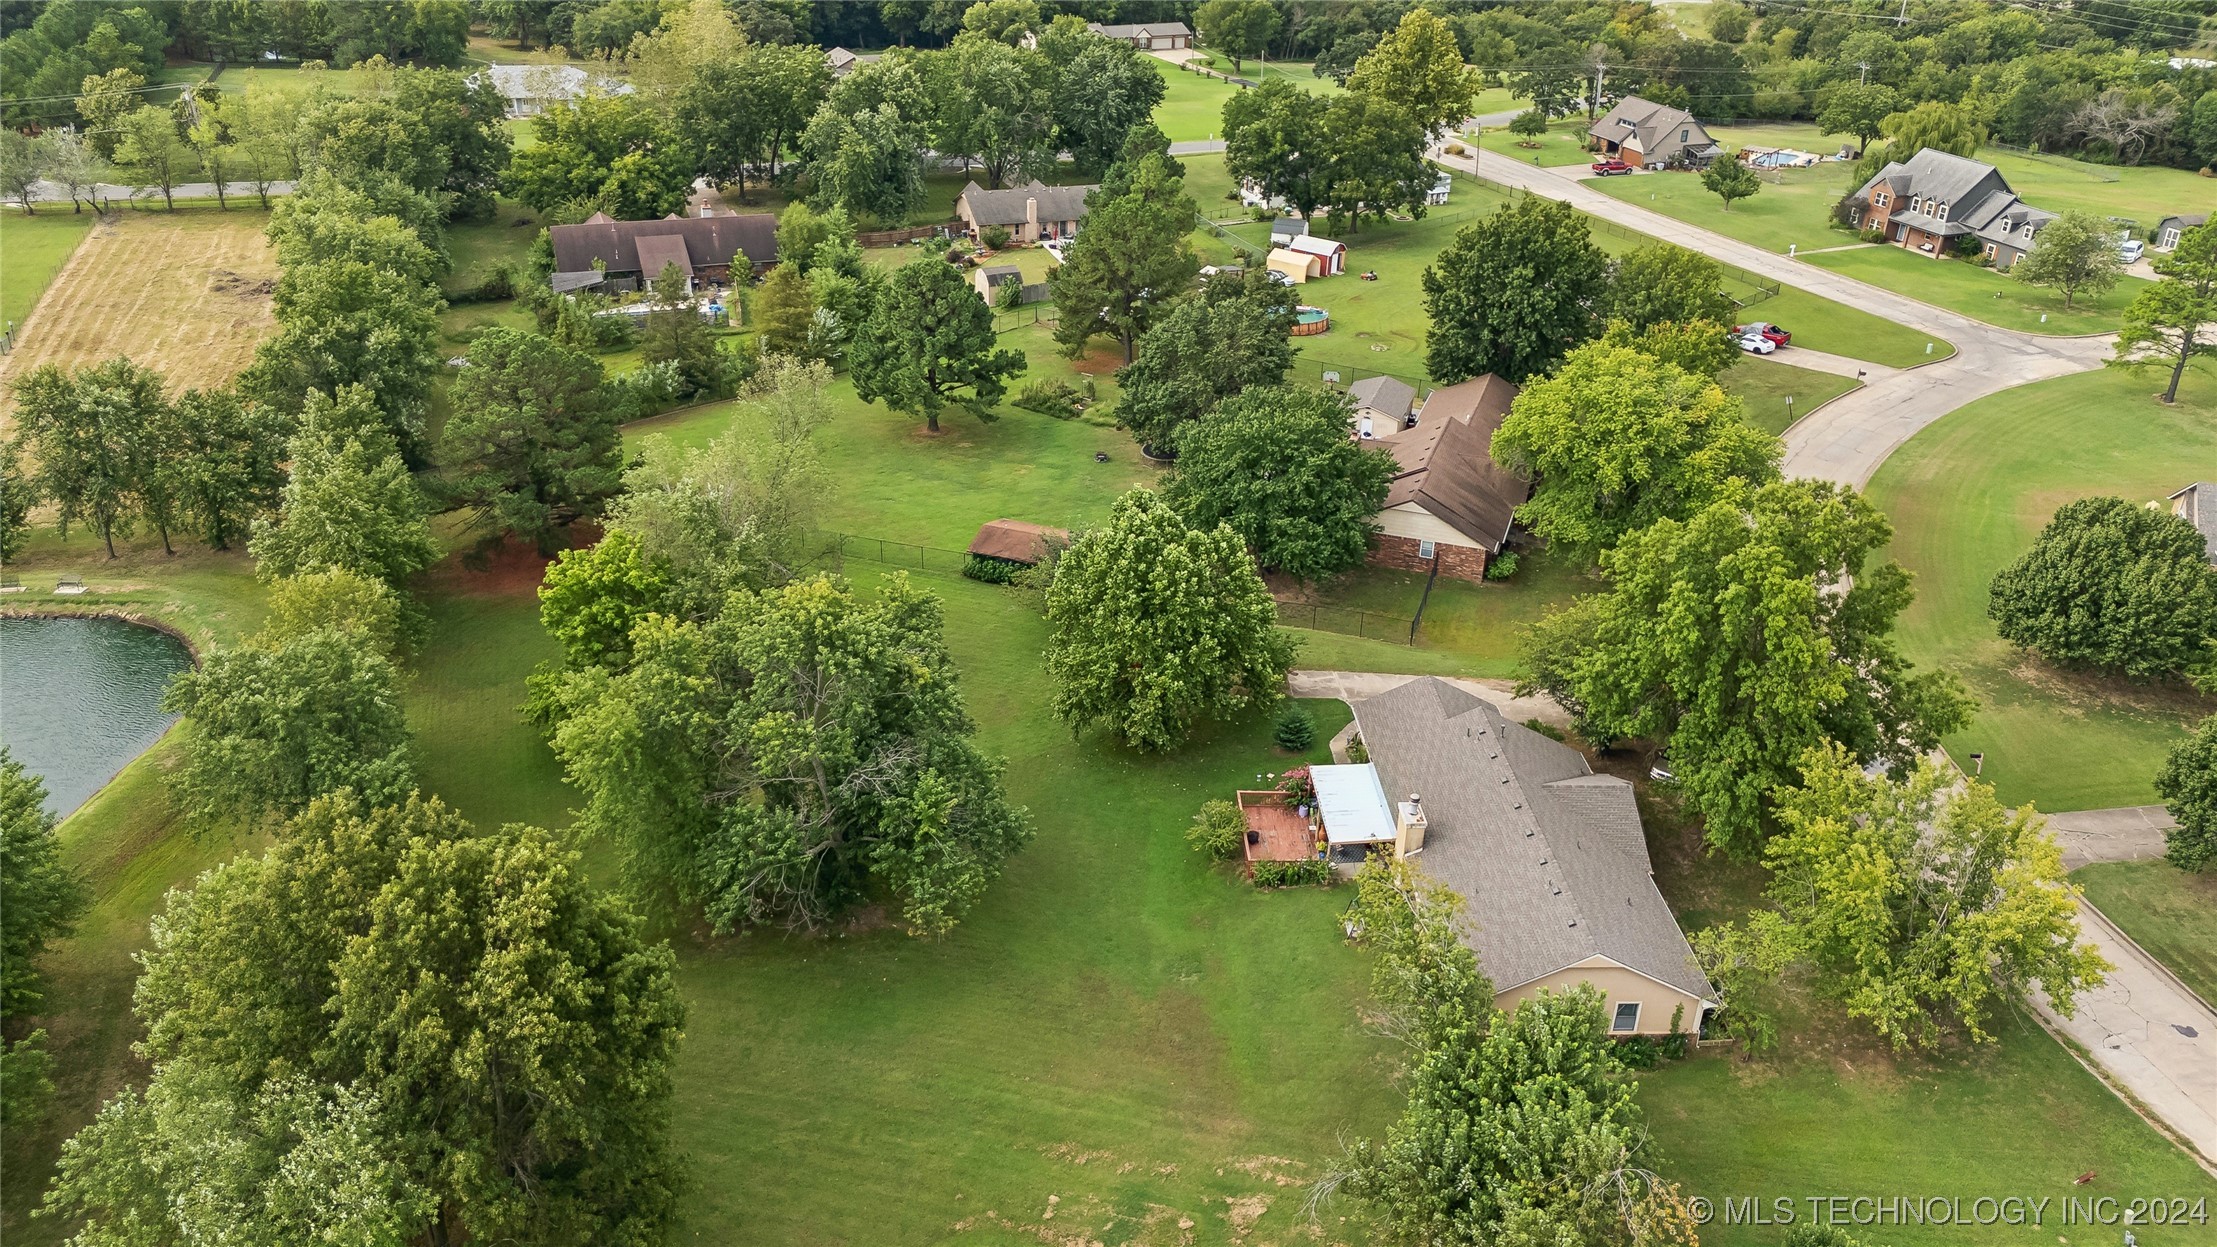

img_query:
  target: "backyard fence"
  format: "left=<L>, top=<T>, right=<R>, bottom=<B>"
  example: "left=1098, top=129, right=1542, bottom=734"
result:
left=824, top=531, right=1414, bottom=645
left=857, top=224, right=955, bottom=247
left=991, top=302, right=1060, bottom=334
left=1195, top=213, right=1268, bottom=259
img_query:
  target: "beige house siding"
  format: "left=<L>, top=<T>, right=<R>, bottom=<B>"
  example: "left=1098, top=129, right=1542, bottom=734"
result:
left=1493, top=955, right=1708, bottom=1038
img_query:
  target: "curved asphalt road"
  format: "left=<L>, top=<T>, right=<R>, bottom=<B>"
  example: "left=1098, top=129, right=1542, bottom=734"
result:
left=1423, top=146, right=2117, bottom=487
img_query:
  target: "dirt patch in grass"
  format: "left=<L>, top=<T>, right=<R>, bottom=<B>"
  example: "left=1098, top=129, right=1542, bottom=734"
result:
left=0, top=212, right=277, bottom=422
left=421, top=535, right=558, bottom=599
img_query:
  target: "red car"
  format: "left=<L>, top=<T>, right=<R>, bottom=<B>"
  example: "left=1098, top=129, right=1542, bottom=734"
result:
left=1734, top=322, right=1791, bottom=348
left=1590, top=159, right=1632, bottom=175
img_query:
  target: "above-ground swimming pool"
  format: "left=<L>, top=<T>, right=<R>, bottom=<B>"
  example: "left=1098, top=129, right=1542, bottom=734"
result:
left=1291, top=305, right=1329, bottom=335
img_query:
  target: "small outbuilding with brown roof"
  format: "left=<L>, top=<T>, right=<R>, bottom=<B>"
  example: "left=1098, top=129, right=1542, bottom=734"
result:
left=1362, top=375, right=1527, bottom=583
left=966, top=519, right=1070, bottom=568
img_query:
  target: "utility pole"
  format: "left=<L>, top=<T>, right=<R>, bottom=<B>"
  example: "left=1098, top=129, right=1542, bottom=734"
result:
left=1858, top=60, right=1871, bottom=85
left=1897, top=0, right=1910, bottom=24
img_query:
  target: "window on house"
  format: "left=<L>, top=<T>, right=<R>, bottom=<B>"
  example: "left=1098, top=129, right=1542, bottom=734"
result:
left=1873, top=191, right=1889, bottom=207
left=1418, top=539, right=1436, bottom=560
left=1936, top=202, right=1948, bottom=220
left=1680, top=129, right=1689, bottom=142
left=1985, top=243, right=1996, bottom=258
left=1611, top=1002, right=1641, bottom=1033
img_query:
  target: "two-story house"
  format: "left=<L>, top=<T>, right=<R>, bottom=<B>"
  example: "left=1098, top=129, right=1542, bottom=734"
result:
left=1846, top=148, right=2056, bottom=270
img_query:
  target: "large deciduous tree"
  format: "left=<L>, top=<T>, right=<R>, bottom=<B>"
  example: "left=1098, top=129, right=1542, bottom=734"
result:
left=1604, top=244, right=1736, bottom=331
left=1045, top=488, right=1295, bottom=752
left=928, top=35, right=1056, bottom=189
left=2011, top=210, right=2122, bottom=309
left=1315, top=92, right=1432, bottom=233
left=549, top=574, right=1032, bottom=935
left=852, top=253, right=1026, bottom=431
left=1222, top=77, right=1328, bottom=220
left=439, top=328, right=622, bottom=553
left=1492, top=341, right=1782, bottom=564
left=798, top=58, right=934, bottom=225
left=161, top=388, right=288, bottom=551
left=1113, top=269, right=1295, bottom=453
left=1344, top=8, right=1474, bottom=137
left=250, top=387, right=441, bottom=591
left=1, top=751, right=86, bottom=1132
left=2158, top=717, right=2217, bottom=871
left=506, top=93, right=694, bottom=219
left=1423, top=196, right=1608, bottom=384
left=243, top=252, right=446, bottom=463
left=1815, top=81, right=1899, bottom=153
left=1524, top=480, right=1974, bottom=855
left=1049, top=34, right=1166, bottom=176
left=1986, top=495, right=2217, bottom=682
left=1701, top=745, right=2107, bottom=1050
left=1192, top=0, right=1279, bottom=73
left=2113, top=220, right=2216, bottom=404
left=1164, top=386, right=1393, bottom=582
left=1050, top=152, right=1197, bottom=364
left=45, top=793, right=684, bottom=1247
left=9, top=357, right=168, bottom=559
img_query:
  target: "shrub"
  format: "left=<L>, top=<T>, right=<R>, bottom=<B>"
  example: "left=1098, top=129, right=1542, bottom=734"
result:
left=1011, top=377, right=1085, bottom=419
left=1987, top=495, right=2217, bottom=681
left=980, top=225, right=1011, bottom=250
left=600, top=359, right=688, bottom=423
left=1250, top=858, right=1335, bottom=887
left=1277, top=765, right=1314, bottom=806
left=1188, top=798, right=1247, bottom=860
left=960, top=553, right=1022, bottom=584
left=1614, top=1035, right=1662, bottom=1069
left=1522, top=717, right=1566, bottom=742
left=1346, top=732, right=1369, bottom=764
left=1484, top=550, right=1520, bottom=581
left=1273, top=705, right=1316, bottom=752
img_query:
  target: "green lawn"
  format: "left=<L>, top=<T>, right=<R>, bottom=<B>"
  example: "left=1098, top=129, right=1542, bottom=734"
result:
left=2075, top=860, right=2217, bottom=1009
left=1865, top=363, right=2217, bottom=811
left=1469, top=115, right=1598, bottom=167
left=1803, top=244, right=2148, bottom=335
left=1149, top=58, right=1238, bottom=143
left=1717, top=355, right=1861, bottom=435
left=0, top=210, right=94, bottom=334
left=441, top=195, right=545, bottom=297
left=1187, top=53, right=1345, bottom=95
left=1743, top=285, right=1952, bottom=368
left=1588, top=162, right=1851, bottom=255
left=1312, top=546, right=1599, bottom=678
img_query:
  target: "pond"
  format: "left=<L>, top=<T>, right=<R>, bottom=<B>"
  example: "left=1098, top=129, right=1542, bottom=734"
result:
left=0, top=616, right=194, bottom=818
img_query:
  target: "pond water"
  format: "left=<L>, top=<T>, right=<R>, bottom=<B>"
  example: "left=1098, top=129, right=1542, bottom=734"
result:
left=0, top=616, right=194, bottom=818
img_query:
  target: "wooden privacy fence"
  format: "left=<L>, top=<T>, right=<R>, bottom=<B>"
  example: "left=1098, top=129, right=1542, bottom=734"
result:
left=857, top=224, right=955, bottom=247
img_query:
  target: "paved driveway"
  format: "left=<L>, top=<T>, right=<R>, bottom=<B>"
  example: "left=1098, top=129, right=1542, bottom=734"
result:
left=1424, top=148, right=2117, bottom=487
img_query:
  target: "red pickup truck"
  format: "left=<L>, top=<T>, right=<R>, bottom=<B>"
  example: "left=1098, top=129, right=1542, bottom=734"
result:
left=1734, top=322, right=1792, bottom=348
left=1589, top=159, right=1632, bottom=176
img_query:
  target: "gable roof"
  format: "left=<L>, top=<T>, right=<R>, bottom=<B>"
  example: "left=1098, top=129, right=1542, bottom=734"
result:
left=957, top=180, right=1097, bottom=227
left=632, top=233, right=694, bottom=284
left=1087, top=20, right=1191, bottom=39
left=1269, top=218, right=1310, bottom=239
left=549, top=214, right=777, bottom=276
left=967, top=519, right=1068, bottom=564
left=1588, top=96, right=1714, bottom=161
left=1286, top=234, right=1344, bottom=257
left=1372, top=375, right=1524, bottom=551
left=1352, top=678, right=1715, bottom=1001
left=2173, top=483, right=2217, bottom=564
left=1347, top=374, right=1416, bottom=419
left=2157, top=212, right=2209, bottom=234
left=1854, top=147, right=2006, bottom=209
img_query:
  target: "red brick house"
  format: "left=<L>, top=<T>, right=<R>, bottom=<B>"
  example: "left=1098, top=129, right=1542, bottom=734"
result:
left=1364, top=375, right=1526, bottom=583
left=1846, top=148, right=2055, bottom=270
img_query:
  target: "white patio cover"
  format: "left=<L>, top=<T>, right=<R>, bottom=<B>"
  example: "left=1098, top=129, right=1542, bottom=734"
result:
left=1311, top=764, right=1396, bottom=845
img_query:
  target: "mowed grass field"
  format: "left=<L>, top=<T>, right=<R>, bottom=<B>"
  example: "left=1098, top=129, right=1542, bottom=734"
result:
left=1150, top=58, right=1239, bottom=142
left=1720, top=355, right=1860, bottom=435
left=1865, top=364, right=2217, bottom=812
left=0, top=211, right=96, bottom=334
left=0, top=210, right=276, bottom=419
left=2076, top=860, right=2217, bottom=1009
left=1585, top=153, right=2161, bottom=334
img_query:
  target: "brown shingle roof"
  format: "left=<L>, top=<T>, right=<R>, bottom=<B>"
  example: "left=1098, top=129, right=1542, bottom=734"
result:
left=548, top=214, right=777, bottom=277
left=967, top=519, right=1070, bottom=564
left=1373, top=375, right=1526, bottom=551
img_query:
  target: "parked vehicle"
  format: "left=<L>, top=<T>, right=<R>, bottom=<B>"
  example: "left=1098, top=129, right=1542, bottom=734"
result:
left=2119, top=238, right=2144, bottom=264
left=1736, top=333, right=1776, bottom=355
left=1734, top=322, right=1791, bottom=347
left=1590, top=159, right=1632, bottom=176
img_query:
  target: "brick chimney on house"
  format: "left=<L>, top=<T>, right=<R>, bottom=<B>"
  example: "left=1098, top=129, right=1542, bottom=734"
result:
left=1025, top=196, right=1038, bottom=240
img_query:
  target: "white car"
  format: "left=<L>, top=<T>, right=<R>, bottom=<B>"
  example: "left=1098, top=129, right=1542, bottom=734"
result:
left=1736, top=333, right=1776, bottom=355
left=2119, top=239, right=2144, bottom=264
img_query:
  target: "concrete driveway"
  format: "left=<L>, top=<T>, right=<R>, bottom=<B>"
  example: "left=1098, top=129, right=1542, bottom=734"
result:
left=1424, top=147, right=2117, bottom=488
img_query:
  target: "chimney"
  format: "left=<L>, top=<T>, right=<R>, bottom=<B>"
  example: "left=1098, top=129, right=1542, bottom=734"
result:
left=1026, top=196, right=1039, bottom=239
left=1358, top=415, right=1374, bottom=439
left=1395, top=794, right=1427, bottom=859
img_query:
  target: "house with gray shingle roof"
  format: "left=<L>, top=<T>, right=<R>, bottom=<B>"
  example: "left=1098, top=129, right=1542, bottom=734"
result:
left=1351, top=678, right=1717, bottom=1037
left=1587, top=96, right=1720, bottom=169
left=954, top=180, right=1097, bottom=244
left=1848, top=148, right=2055, bottom=270
left=2171, top=483, right=2217, bottom=565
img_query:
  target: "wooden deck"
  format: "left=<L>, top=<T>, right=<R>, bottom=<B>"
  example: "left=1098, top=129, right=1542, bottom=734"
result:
left=1238, top=791, right=1316, bottom=863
